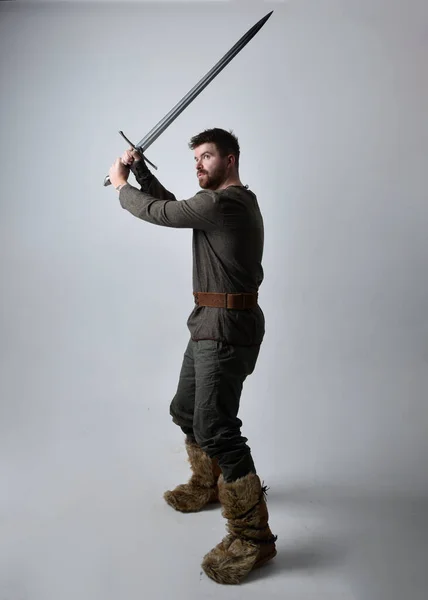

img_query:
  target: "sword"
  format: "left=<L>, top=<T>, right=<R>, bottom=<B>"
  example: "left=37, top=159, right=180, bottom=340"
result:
left=104, top=10, right=273, bottom=186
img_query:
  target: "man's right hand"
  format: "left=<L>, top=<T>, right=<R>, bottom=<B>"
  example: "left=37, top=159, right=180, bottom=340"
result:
left=121, top=147, right=142, bottom=165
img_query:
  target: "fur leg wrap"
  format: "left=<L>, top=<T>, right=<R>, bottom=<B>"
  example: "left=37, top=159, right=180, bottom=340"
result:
left=164, top=438, right=221, bottom=513
left=201, top=472, right=277, bottom=584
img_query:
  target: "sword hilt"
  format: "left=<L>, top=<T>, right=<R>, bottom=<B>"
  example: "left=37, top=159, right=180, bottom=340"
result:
left=103, top=130, right=158, bottom=187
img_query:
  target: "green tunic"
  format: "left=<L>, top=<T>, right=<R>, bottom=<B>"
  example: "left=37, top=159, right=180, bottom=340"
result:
left=118, top=159, right=266, bottom=346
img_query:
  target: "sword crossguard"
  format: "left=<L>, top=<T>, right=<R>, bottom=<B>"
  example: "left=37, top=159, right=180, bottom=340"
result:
left=118, top=130, right=158, bottom=170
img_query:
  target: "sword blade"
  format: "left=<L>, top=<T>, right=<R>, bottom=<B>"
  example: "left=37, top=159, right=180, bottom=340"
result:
left=104, top=11, right=273, bottom=186
left=136, top=11, right=273, bottom=151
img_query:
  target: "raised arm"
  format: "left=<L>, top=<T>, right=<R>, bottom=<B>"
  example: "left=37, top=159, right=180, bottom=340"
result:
left=122, top=148, right=177, bottom=201
left=117, top=183, right=224, bottom=230
left=109, top=154, right=223, bottom=230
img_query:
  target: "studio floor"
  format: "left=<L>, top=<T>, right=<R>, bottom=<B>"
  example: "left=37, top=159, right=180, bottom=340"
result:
left=2, top=432, right=427, bottom=600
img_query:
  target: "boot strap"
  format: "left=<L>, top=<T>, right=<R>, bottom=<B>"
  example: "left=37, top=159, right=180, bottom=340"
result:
left=229, top=531, right=278, bottom=545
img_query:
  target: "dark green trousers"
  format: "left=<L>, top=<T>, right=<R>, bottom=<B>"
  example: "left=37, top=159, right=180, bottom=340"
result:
left=169, top=339, right=261, bottom=482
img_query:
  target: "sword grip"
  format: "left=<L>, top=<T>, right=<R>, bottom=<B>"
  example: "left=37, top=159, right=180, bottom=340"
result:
left=103, top=153, right=158, bottom=187
left=103, top=129, right=158, bottom=187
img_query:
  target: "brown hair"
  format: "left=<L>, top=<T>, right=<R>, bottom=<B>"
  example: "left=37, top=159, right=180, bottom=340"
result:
left=188, top=128, right=240, bottom=167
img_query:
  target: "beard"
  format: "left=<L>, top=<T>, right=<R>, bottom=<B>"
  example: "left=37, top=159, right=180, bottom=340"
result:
left=197, top=164, right=227, bottom=190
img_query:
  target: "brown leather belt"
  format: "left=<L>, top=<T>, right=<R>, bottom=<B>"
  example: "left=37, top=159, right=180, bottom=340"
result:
left=193, top=292, right=258, bottom=309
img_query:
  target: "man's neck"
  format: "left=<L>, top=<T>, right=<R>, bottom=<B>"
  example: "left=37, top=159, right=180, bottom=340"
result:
left=217, top=176, right=244, bottom=190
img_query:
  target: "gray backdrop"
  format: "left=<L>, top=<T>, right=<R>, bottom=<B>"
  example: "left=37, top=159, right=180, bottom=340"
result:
left=1, top=1, right=427, bottom=599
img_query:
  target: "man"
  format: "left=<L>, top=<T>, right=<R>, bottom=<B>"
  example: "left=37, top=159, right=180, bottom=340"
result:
left=108, top=128, right=277, bottom=584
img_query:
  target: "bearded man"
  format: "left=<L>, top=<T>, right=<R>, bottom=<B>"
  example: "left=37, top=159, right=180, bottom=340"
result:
left=109, top=128, right=277, bottom=585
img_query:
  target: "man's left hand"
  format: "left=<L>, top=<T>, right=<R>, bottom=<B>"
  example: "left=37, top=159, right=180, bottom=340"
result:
left=109, top=158, right=130, bottom=189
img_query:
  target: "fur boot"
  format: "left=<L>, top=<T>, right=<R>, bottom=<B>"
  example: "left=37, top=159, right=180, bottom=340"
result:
left=164, top=438, right=222, bottom=512
left=201, top=472, right=277, bottom=584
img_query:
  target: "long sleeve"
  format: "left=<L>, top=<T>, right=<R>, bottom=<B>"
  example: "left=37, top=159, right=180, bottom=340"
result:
left=118, top=182, right=224, bottom=230
left=130, top=159, right=177, bottom=201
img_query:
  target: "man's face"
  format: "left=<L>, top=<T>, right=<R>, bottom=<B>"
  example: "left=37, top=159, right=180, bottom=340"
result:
left=194, top=143, right=230, bottom=190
